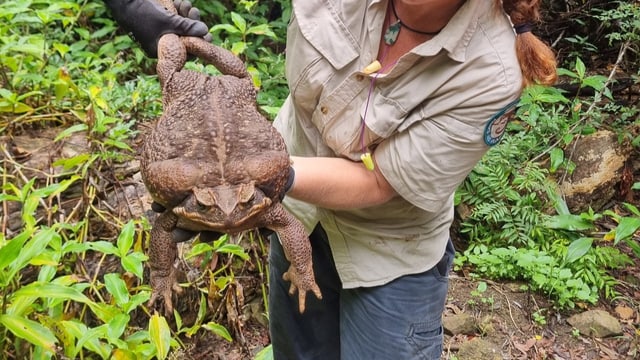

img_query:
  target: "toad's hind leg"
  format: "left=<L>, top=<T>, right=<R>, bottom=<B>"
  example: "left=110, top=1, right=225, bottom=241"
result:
left=181, top=37, right=248, bottom=79
left=147, top=211, right=183, bottom=316
left=157, top=34, right=188, bottom=86
left=263, top=203, right=322, bottom=313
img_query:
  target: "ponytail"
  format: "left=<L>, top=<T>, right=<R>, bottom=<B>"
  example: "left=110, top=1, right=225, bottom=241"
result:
left=499, top=0, right=557, bottom=87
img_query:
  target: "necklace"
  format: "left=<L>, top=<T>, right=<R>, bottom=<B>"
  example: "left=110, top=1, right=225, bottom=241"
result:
left=384, top=0, right=443, bottom=45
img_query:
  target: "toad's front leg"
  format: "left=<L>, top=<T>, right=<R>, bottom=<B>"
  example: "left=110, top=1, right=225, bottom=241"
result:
left=147, top=210, right=183, bottom=316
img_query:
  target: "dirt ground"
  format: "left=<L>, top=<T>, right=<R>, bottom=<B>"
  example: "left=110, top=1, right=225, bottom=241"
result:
left=3, top=128, right=639, bottom=360
left=443, top=274, right=639, bottom=359
left=173, top=253, right=640, bottom=360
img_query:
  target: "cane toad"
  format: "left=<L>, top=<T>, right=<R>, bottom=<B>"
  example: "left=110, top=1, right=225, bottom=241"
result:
left=141, top=15, right=321, bottom=315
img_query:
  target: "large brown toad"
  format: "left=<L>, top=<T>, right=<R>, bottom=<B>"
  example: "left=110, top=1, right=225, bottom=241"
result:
left=141, top=4, right=320, bottom=315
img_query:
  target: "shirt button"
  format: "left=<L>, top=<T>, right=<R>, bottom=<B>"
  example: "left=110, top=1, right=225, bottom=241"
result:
left=355, top=74, right=364, bottom=81
left=321, top=106, right=329, bottom=114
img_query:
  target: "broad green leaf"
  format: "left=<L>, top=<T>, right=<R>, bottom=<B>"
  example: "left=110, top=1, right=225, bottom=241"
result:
left=549, top=148, right=564, bottom=173
left=11, top=282, right=91, bottom=304
left=575, top=58, right=586, bottom=78
left=104, top=138, right=133, bottom=150
left=186, top=242, right=214, bottom=259
left=247, top=24, right=276, bottom=38
left=61, top=240, right=91, bottom=254
left=231, top=41, right=248, bottom=55
left=566, top=237, right=593, bottom=263
left=254, top=344, right=274, bottom=360
left=544, top=214, right=594, bottom=231
left=121, top=252, right=146, bottom=279
left=107, top=313, right=130, bottom=342
left=22, top=193, right=39, bottom=215
left=230, top=12, right=247, bottom=33
left=85, top=302, right=122, bottom=324
left=0, top=314, right=57, bottom=351
left=8, top=41, right=45, bottom=59
left=53, top=123, right=87, bottom=142
left=557, top=268, right=573, bottom=279
left=562, top=133, right=574, bottom=145
left=0, top=230, right=29, bottom=272
left=8, top=227, right=59, bottom=280
left=184, top=294, right=208, bottom=337
left=122, top=292, right=150, bottom=314
left=117, top=220, right=136, bottom=255
left=52, top=42, right=70, bottom=57
left=112, top=349, right=137, bottom=360
left=557, top=67, right=579, bottom=79
left=104, top=273, right=130, bottom=306
left=87, top=240, right=119, bottom=255
left=6, top=294, right=37, bottom=317
left=210, top=23, right=241, bottom=34
left=624, top=203, right=640, bottom=216
left=0, top=102, right=33, bottom=113
left=613, top=217, right=640, bottom=244
left=32, top=175, right=80, bottom=198
left=149, top=314, right=172, bottom=359
left=216, top=244, right=249, bottom=260
left=582, top=76, right=606, bottom=91
left=75, top=324, right=113, bottom=359
left=203, top=322, right=232, bottom=342
left=52, top=153, right=93, bottom=170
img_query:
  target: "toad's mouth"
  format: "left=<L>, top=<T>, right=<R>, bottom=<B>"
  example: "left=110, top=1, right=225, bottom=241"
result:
left=172, top=197, right=272, bottom=231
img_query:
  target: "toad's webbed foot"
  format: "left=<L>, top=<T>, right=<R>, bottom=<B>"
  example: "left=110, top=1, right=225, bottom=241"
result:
left=283, top=263, right=322, bottom=313
left=148, top=267, right=183, bottom=316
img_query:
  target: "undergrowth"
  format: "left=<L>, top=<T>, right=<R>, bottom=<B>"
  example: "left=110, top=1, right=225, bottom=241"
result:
left=0, top=0, right=638, bottom=358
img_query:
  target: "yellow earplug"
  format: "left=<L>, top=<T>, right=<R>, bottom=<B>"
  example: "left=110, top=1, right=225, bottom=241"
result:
left=360, top=152, right=375, bottom=171
left=363, top=60, right=382, bottom=75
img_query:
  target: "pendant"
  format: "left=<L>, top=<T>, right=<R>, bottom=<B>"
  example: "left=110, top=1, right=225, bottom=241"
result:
left=384, top=20, right=401, bottom=45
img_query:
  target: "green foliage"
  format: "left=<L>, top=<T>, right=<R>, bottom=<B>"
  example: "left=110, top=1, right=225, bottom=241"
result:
left=1, top=0, right=637, bottom=357
left=0, top=0, right=281, bottom=357
left=545, top=0, right=640, bottom=71
left=593, top=1, right=640, bottom=45
left=194, top=0, right=289, bottom=117
left=0, top=185, right=160, bottom=358
left=456, top=57, right=636, bottom=309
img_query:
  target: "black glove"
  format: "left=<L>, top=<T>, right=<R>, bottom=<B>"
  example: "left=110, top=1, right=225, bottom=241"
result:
left=103, top=0, right=211, bottom=57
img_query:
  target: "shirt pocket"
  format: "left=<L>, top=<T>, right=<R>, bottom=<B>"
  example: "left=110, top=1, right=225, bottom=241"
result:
left=286, top=2, right=359, bottom=114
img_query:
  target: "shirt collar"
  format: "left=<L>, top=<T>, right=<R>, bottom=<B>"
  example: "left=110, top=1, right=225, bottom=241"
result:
left=412, top=0, right=482, bottom=62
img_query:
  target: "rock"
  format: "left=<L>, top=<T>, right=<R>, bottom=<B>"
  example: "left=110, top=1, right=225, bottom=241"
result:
left=557, top=130, right=632, bottom=213
left=566, top=309, right=623, bottom=338
left=614, top=305, right=635, bottom=320
left=443, top=313, right=476, bottom=335
left=457, top=338, right=502, bottom=360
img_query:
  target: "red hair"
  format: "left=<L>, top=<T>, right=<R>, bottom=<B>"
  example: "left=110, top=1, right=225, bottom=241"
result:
left=498, top=0, right=557, bottom=87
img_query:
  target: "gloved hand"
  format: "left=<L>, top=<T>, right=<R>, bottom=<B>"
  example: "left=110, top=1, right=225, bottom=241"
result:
left=103, top=0, right=212, bottom=57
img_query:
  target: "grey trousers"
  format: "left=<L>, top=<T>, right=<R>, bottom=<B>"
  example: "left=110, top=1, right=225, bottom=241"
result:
left=268, top=225, right=454, bottom=360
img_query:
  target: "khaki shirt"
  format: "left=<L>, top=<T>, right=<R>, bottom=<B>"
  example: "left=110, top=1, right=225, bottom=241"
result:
left=274, top=0, right=523, bottom=288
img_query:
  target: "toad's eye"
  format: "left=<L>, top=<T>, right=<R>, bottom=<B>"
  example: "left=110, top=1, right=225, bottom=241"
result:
left=196, top=200, right=208, bottom=211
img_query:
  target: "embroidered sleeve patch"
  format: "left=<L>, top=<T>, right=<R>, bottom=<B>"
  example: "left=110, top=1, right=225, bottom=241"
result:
left=483, top=99, right=520, bottom=146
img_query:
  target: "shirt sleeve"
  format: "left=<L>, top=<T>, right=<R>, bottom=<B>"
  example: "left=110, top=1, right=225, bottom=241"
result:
left=375, top=107, right=501, bottom=213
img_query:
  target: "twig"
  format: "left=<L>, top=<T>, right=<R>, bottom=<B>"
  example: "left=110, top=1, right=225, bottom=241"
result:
left=551, top=29, right=566, bottom=48
left=530, top=39, right=632, bottom=164
left=490, top=283, right=527, bottom=336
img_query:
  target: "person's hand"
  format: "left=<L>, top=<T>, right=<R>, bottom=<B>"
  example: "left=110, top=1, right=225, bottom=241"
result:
left=104, top=0, right=212, bottom=57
